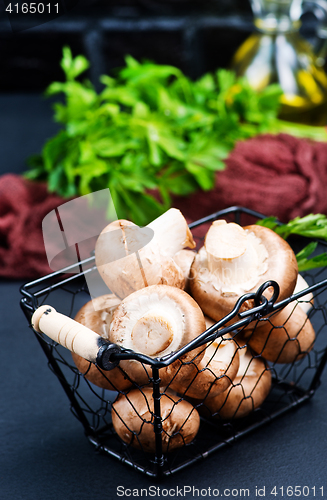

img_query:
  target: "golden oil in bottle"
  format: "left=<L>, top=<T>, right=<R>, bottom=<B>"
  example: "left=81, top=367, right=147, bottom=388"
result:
left=231, top=0, right=327, bottom=126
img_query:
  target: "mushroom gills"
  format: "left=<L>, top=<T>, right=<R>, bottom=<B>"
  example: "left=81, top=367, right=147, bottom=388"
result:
left=204, top=220, right=269, bottom=294
left=108, top=285, right=206, bottom=387
left=190, top=221, right=298, bottom=323
left=110, top=292, right=186, bottom=357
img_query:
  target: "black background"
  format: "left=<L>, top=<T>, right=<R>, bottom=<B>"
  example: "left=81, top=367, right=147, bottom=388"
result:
left=0, top=0, right=319, bottom=92
left=1, top=2, right=327, bottom=497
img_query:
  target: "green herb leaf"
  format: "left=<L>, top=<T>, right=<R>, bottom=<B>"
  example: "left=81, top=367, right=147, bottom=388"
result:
left=61, top=46, right=90, bottom=81
left=259, top=213, right=327, bottom=241
left=258, top=214, right=327, bottom=271
left=256, top=216, right=280, bottom=232
left=25, top=47, right=327, bottom=225
left=296, top=242, right=327, bottom=271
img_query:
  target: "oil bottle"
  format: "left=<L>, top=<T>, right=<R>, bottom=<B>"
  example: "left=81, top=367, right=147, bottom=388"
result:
left=231, top=0, right=327, bottom=125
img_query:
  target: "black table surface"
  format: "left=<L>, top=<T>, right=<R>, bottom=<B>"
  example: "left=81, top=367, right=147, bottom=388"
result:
left=1, top=93, right=327, bottom=500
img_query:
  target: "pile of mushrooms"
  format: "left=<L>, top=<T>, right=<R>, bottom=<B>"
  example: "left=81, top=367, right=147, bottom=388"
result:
left=70, top=209, right=317, bottom=453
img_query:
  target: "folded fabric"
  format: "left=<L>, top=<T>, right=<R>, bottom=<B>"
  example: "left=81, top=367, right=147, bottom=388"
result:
left=2, top=133, right=327, bottom=279
left=173, top=133, right=327, bottom=224
left=0, top=174, right=64, bottom=279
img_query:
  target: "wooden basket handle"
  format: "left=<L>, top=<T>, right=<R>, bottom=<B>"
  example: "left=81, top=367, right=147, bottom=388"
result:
left=31, top=305, right=120, bottom=370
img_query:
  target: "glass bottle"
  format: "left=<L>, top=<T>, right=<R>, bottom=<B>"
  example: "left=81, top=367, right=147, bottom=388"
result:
left=231, top=0, right=327, bottom=125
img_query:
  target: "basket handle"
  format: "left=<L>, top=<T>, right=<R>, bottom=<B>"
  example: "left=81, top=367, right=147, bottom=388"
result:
left=31, top=305, right=120, bottom=370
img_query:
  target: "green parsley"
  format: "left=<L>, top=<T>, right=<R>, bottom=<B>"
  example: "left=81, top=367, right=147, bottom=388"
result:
left=258, top=214, right=327, bottom=271
left=25, top=47, right=327, bottom=226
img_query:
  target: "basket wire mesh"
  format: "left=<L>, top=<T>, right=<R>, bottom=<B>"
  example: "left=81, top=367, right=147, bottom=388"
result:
left=20, top=206, right=327, bottom=478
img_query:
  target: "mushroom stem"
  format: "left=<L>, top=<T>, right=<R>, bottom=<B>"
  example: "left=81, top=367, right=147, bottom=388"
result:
left=204, top=220, right=268, bottom=290
left=148, top=208, right=196, bottom=257
left=294, top=274, right=314, bottom=314
left=173, top=249, right=196, bottom=291
left=191, top=222, right=298, bottom=324
left=95, top=209, right=195, bottom=299
left=109, top=285, right=206, bottom=386
left=131, top=313, right=174, bottom=356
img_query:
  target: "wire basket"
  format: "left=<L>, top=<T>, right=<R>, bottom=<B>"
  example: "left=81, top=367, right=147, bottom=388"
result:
left=20, top=206, right=327, bottom=478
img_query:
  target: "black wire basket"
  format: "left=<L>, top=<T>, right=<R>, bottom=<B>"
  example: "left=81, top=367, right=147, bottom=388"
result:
left=20, top=206, right=327, bottom=478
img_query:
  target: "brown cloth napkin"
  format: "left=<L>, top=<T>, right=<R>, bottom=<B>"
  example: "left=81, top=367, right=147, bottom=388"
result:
left=173, top=133, right=327, bottom=223
left=2, top=133, right=327, bottom=279
left=0, top=174, right=64, bottom=279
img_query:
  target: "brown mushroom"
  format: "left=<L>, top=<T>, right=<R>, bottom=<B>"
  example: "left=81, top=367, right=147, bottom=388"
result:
left=168, top=334, right=239, bottom=399
left=190, top=220, right=298, bottom=323
left=173, top=249, right=196, bottom=292
left=204, top=316, right=216, bottom=330
left=71, top=294, right=133, bottom=391
left=293, top=274, right=314, bottom=315
left=111, top=387, right=200, bottom=453
left=247, top=301, right=316, bottom=364
left=197, top=348, right=272, bottom=420
left=95, top=209, right=195, bottom=299
left=108, top=284, right=206, bottom=387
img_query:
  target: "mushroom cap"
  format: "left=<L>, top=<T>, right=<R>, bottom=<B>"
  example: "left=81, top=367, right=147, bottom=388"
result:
left=95, top=209, right=194, bottom=299
left=247, top=302, right=316, bottom=364
left=111, top=387, right=200, bottom=453
left=95, top=219, right=183, bottom=299
left=197, top=349, right=272, bottom=420
left=168, top=334, right=240, bottom=399
left=190, top=223, right=298, bottom=323
left=71, top=294, right=133, bottom=392
left=74, top=293, right=121, bottom=339
left=109, top=285, right=206, bottom=386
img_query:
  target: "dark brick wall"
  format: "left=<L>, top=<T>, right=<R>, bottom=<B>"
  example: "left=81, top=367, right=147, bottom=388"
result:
left=0, top=0, right=317, bottom=91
